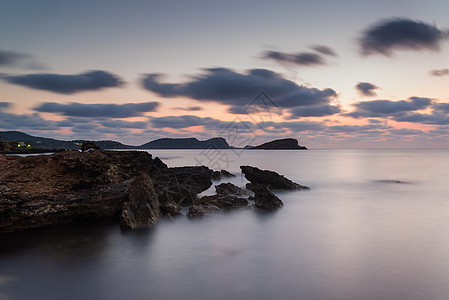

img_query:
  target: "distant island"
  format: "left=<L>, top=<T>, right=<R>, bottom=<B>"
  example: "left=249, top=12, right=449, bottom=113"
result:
left=0, top=131, right=307, bottom=153
left=249, top=138, right=307, bottom=150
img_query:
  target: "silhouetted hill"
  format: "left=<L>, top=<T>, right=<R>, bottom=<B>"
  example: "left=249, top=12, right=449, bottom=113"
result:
left=250, top=138, right=307, bottom=150
left=0, top=131, right=234, bottom=151
left=138, top=137, right=230, bottom=149
left=0, top=131, right=77, bottom=149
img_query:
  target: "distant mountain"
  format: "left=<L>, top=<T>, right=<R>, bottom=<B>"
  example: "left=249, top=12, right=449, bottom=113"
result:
left=0, top=131, right=233, bottom=151
left=138, top=137, right=230, bottom=149
left=0, top=131, right=78, bottom=150
left=249, top=138, right=307, bottom=150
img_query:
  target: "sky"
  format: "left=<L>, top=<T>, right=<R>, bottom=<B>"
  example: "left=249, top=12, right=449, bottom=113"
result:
left=1, top=0, right=449, bottom=149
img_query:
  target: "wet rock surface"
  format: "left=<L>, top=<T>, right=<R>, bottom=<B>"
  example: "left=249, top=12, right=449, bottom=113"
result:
left=240, top=165, right=309, bottom=190
left=0, top=150, right=214, bottom=233
left=247, top=183, right=284, bottom=210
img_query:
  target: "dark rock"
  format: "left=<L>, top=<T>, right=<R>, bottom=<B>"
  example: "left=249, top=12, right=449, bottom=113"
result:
left=247, top=183, right=283, bottom=210
left=240, top=165, right=309, bottom=190
left=153, top=166, right=213, bottom=206
left=0, top=150, right=213, bottom=233
left=187, top=194, right=248, bottom=218
left=153, top=157, right=168, bottom=169
left=249, top=138, right=307, bottom=150
left=81, top=141, right=102, bottom=152
left=211, top=169, right=236, bottom=180
left=215, top=182, right=249, bottom=196
left=120, top=174, right=161, bottom=229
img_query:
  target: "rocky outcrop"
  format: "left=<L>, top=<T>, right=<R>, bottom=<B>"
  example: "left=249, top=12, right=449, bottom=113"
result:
left=246, top=183, right=283, bottom=210
left=249, top=138, right=307, bottom=150
left=0, top=150, right=214, bottom=233
left=187, top=183, right=249, bottom=218
left=240, top=165, right=309, bottom=190
left=211, top=169, right=236, bottom=180
left=120, top=174, right=161, bottom=229
left=81, top=141, right=102, bottom=152
left=215, top=183, right=249, bottom=196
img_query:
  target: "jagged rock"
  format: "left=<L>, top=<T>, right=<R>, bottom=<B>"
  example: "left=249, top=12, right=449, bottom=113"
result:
left=0, top=150, right=213, bottom=233
left=153, top=166, right=213, bottom=206
left=81, top=141, right=102, bottom=152
left=240, top=165, right=309, bottom=190
left=120, top=174, right=161, bottom=229
left=215, top=182, right=249, bottom=196
left=153, top=157, right=168, bottom=169
left=187, top=194, right=248, bottom=218
left=247, top=183, right=283, bottom=210
left=211, top=169, right=236, bottom=180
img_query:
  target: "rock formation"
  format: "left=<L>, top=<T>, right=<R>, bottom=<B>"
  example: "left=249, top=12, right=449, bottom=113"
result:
left=249, top=138, right=307, bottom=150
left=240, top=165, right=309, bottom=190
left=0, top=150, right=214, bottom=233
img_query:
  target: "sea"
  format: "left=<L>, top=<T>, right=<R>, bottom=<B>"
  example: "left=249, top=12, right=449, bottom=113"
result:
left=1, top=149, right=449, bottom=300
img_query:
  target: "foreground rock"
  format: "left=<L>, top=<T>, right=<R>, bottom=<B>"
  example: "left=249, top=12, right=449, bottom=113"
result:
left=240, top=165, right=309, bottom=190
left=0, top=150, right=214, bottom=233
left=247, top=183, right=283, bottom=210
left=120, top=174, right=161, bottom=229
left=187, top=183, right=249, bottom=218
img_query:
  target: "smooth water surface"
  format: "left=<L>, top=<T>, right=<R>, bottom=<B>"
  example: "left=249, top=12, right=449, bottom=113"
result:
left=1, top=149, right=449, bottom=300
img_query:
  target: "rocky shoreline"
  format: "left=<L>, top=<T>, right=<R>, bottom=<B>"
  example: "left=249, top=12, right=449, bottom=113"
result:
left=0, top=149, right=309, bottom=233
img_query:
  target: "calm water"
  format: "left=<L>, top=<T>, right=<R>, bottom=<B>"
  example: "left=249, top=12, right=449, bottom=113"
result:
left=1, top=149, right=449, bottom=300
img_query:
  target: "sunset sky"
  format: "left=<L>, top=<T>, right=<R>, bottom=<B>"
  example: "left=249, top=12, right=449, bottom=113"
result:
left=1, top=0, right=449, bottom=148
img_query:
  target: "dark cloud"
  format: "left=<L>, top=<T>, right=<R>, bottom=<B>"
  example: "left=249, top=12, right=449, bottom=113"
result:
left=355, top=82, right=379, bottom=97
left=0, top=102, right=11, bottom=109
left=0, top=111, right=59, bottom=130
left=100, top=120, right=148, bottom=129
left=142, top=68, right=337, bottom=115
left=346, top=97, right=432, bottom=118
left=430, top=69, right=449, bottom=76
left=34, top=102, right=159, bottom=118
left=2, top=70, right=124, bottom=94
left=0, top=50, right=29, bottom=67
left=359, top=18, right=449, bottom=56
left=288, top=104, right=341, bottom=118
left=173, top=106, right=203, bottom=111
left=311, top=45, right=338, bottom=56
left=150, top=115, right=219, bottom=129
left=327, top=123, right=389, bottom=133
left=267, top=121, right=325, bottom=131
left=263, top=50, right=326, bottom=66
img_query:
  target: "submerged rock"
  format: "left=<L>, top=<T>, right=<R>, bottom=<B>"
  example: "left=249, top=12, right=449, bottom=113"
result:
left=215, top=182, right=249, bottom=196
left=187, top=194, right=248, bottom=218
left=240, top=165, right=309, bottom=190
left=211, top=169, right=236, bottom=180
left=247, top=183, right=283, bottom=210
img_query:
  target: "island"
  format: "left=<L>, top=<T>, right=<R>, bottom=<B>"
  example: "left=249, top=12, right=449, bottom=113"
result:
left=249, top=138, right=307, bottom=150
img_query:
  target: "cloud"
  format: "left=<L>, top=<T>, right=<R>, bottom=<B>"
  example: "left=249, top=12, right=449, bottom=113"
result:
left=0, top=111, right=59, bottom=130
left=1, top=70, right=124, bottom=94
left=150, top=115, right=219, bottom=129
left=34, top=101, right=159, bottom=118
left=263, top=50, right=326, bottom=66
left=0, top=50, right=27, bottom=66
left=173, top=106, right=203, bottom=111
left=0, top=102, right=11, bottom=110
left=311, top=45, right=338, bottom=56
left=100, top=120, right=148, bottom=129
left=346, top=97, right=433, bottom=118
left=288, top=104, right=341, bottom=118
left=430, top=69, right=449, bottom=76
left=142, top=68, right=338, bottom=116
left=359, top=18, right=449, bottom=56
left=327, top=123, right=389, bottom=133
left=355, top=82, right=379, bottom=97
